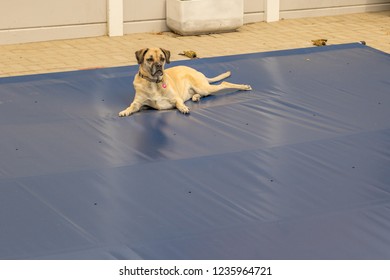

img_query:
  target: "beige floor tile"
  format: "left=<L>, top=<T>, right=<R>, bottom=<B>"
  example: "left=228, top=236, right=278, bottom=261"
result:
left=0, top=11, right=389, bottom=77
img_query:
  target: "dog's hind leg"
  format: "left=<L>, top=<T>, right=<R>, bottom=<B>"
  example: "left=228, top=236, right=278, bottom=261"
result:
left=192, top=81, right=251, bottom=102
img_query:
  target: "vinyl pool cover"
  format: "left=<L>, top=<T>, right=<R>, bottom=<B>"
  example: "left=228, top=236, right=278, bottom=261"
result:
left=1, top=43, right=390, bottom=259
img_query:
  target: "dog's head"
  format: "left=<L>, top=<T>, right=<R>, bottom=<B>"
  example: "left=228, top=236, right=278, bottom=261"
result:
left=135, top=48, right=171, bottom=78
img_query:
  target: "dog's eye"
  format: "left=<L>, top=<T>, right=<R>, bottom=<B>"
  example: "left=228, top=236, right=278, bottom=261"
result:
left=146, top=57, right=154, bottom=63
left=160, top=57, right=165, bottom=62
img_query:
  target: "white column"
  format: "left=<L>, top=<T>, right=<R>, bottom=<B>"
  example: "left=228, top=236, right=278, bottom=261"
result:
left=107, top=0, right=123, bottom=36
left=265, top=0, right=280, bottom=22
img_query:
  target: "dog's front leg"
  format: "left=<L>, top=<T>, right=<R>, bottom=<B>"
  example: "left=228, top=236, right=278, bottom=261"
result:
left=175, top=99, right=190, bottom=114
left=119, top=101, right=142, bottom=117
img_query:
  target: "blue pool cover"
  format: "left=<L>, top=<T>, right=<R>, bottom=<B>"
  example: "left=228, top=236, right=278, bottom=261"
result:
left=1, top=43, right=390, bottom=259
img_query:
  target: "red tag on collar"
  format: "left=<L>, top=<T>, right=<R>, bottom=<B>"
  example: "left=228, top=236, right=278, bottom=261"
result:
left=162, top=83, right=167, bottom=89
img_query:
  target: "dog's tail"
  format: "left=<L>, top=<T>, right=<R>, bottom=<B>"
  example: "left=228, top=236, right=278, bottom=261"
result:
left=207, top=71, right=231, bottom=83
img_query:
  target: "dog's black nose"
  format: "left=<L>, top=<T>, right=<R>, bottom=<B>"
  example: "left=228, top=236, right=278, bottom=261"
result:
left=156, top=63, right=162, bottom=70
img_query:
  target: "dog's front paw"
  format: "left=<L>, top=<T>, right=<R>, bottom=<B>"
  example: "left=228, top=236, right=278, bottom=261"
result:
left=119, top=109, right=131, bottom=117
left=177, top=105, right=190, bottom=114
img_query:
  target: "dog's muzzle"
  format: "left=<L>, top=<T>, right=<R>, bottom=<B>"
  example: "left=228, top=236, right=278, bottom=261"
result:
left=152, top=64, right=163, bottom=77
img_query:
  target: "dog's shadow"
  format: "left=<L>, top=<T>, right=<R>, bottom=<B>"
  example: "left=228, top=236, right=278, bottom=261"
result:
left=132, top=110, right=172, bottom=161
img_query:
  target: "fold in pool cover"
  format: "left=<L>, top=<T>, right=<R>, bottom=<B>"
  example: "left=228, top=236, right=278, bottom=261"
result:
left=1, top=43, right=390, bottom=260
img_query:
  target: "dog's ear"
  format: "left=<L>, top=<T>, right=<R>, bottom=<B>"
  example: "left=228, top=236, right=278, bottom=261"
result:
left=135, top=48, right=149, bottom=64
left=160, top=48, right=171, bottom=64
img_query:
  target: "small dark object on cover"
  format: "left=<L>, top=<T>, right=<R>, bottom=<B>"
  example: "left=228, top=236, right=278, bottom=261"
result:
left=1, top=43, right=390, bottom=260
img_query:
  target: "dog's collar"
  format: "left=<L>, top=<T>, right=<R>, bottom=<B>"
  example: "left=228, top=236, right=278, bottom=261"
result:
left=138, top=72, right=163, bottom=84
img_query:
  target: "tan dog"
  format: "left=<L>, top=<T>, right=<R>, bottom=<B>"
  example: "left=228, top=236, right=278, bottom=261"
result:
left=118, top=48, right=252, bottom=117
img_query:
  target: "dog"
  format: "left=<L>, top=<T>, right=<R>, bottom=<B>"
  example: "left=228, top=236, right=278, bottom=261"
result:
left=118, top=47, right=252, bottom=117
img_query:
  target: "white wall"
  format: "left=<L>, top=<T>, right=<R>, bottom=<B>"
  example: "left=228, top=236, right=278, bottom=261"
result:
left=0, top=0, right=389, bottom=45
left=244, top=0, right=265, bottom=23
left=0, top=0, right=106, bottom=44
left=280, top=0, right=390, bottom=19
left=123, top=0, right=167, bottom=33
